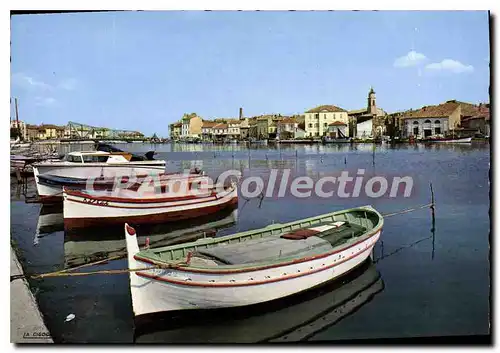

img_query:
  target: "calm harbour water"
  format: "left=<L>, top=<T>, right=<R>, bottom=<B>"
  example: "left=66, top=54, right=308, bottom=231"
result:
left=10, top=142, right=490, bottom=343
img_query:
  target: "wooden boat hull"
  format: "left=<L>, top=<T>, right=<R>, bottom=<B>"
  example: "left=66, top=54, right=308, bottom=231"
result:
left=134, top=260, right=383, bottom=343
left=34, top=172, right=205, bottom=202
left=63, top=186, right=238, bottom=230
left=33, top=164, right=166, bottom=198
left=125, top=207, right=382, bottom=317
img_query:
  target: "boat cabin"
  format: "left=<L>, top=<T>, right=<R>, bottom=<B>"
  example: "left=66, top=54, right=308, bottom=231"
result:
left=64, top=151, right=133, bottom=164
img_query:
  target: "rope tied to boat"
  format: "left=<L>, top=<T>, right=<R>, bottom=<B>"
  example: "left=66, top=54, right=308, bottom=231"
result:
left=10, top=260, right=187, bottom=281
left=12, top=198, right=436, bottom=281
left=381, top=202, right=434, bottom=218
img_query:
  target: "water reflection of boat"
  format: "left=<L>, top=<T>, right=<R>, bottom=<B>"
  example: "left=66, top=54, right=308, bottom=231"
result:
left=63, top=207, right=238, bottom=268
left=36, top=204, right=64, bottom=234
left=134, top=259, right=383, bottom=343
left=34, top=204, right=64, bottom=245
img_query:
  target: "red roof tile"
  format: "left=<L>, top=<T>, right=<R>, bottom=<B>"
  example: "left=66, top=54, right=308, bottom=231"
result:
left=306, top=105, right=347, bottom=113
left=202, top=121, right=217, bottom=128
left=277, top=118, right=297, bottom=124
left=328, top=121, right=347, bottom=126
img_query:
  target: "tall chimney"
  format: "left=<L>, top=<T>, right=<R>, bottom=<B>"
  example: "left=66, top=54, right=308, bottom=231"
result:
left=239, top=107, right=243, bottom=120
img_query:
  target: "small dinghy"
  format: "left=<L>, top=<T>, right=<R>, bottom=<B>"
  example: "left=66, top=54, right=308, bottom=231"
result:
left=124, top=205, right=383, bottom=317
left=63, top=182, right=238, bottom=230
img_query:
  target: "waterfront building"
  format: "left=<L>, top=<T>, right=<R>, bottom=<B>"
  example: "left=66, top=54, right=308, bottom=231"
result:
left=461, top=103, right=490, bottom=136
left=26, top=124, right=39, bottom=141
left=181, top=113, right=203, bottom=138
left=10, top=120, right=27, bottom=140
left=304, top=105, right=349, bottom=138
left=276, top=117, right=306, bottom=139
left=348, top=88, right=387, bottom=139
left=399, top=100, right=482, bottom=138
left=239, top=118, right=250, bottom=140
left=226, top=119, right=241, bottom=139
left=248, top=118, right=258, bottom=139
left=213, top=123, right=228, bottom=140
left=37, top=124, right=65, bottom=140
left=169, top=122, right=182, bottom=139
left=201, top=121, right=217, bottom=140
left=327, top=121, right=348, bottom=138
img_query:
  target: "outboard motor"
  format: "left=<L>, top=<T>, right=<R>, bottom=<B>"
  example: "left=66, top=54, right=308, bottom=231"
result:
left=190, top=167, right=204, bottom=175
left=144, top=151, right=156, bottom=160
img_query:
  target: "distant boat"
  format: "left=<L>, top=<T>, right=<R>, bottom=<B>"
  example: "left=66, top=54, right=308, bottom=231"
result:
left=277, top=139, right=320, bottom=144
left=323, top=138, right=352, bottom=144
left=124, top=205, right=383, bottom=317
left=420, top=136, right=472, bottom=143
left=430, top=137, right=472, bottom=143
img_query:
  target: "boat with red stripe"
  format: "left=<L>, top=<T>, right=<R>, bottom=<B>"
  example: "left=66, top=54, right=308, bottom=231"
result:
left=63, top=181, right=238, bottom=230
left=124, top=205, right=383, bottom=317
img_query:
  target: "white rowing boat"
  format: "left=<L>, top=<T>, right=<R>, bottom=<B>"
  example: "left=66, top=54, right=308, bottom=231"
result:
left=63, top=182, right=238, bottom=229
left=124, top=205, right=383, bottom=317
left=134, top=260, right=383, bottom=343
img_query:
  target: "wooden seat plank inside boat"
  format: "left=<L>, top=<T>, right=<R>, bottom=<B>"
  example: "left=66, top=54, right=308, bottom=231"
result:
left=192, top=221, right=367, bottom=266
left=137, top=207, right=380, bottom=267
left=316, top=222, right=367, bottom=246
left=195, top=236, right=332, bottom=265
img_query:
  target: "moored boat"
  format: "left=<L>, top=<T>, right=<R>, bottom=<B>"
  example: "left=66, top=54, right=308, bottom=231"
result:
left=33, top=150, right=167, bottom=200
left=421, top=137, right=472, bottom=143
left=134, top=260, right=383, bottom=343
left=63, top=182, right=238, bottom=229
left=124, top=205, right=383, bottom=317
left=35, top=169, right=205, bottom=203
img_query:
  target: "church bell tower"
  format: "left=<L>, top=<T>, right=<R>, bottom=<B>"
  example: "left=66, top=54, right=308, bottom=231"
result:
left=368, top=87, right=377, bottom=115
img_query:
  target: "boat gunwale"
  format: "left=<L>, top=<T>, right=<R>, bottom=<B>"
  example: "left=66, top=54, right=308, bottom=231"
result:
left=134, top=237, right=379, bottom=287
left=32, top=161, right=166, bottom=168
left=64, top=184, right=236, bottom=205
left=38, top=171, right=204, bottom=185
left=133, top=206, right=383, bottom=273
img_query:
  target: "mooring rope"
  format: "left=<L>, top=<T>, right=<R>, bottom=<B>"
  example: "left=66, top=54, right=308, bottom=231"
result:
left=382, top=202, right=434, bottom=218
left=11, top=202, right=435, bottom=281
left=10, top=260, right=189, bottom=282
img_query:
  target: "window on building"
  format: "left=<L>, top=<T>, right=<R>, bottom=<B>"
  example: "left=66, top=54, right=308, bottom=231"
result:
left=434, top=120, right=441, bottom=124
left=324, top=123, right=328, bottom=127
left=309, top=123, right=312, bottom=128
left=315, top=114, right=319, bottom=119
left=435, top=127, right=442, bottom=135
left=324, top=114, right=327, bottom=119
left=424, top=119, right=431, bottom=124
left=413, top=121, right=419, bottom=125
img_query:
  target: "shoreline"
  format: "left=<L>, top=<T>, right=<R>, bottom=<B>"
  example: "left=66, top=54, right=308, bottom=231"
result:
left=10, top=246, right=53, bottom=343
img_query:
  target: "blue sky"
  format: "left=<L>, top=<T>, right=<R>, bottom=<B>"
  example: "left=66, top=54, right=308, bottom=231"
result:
left=11, top=11, right=490, bottom=136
